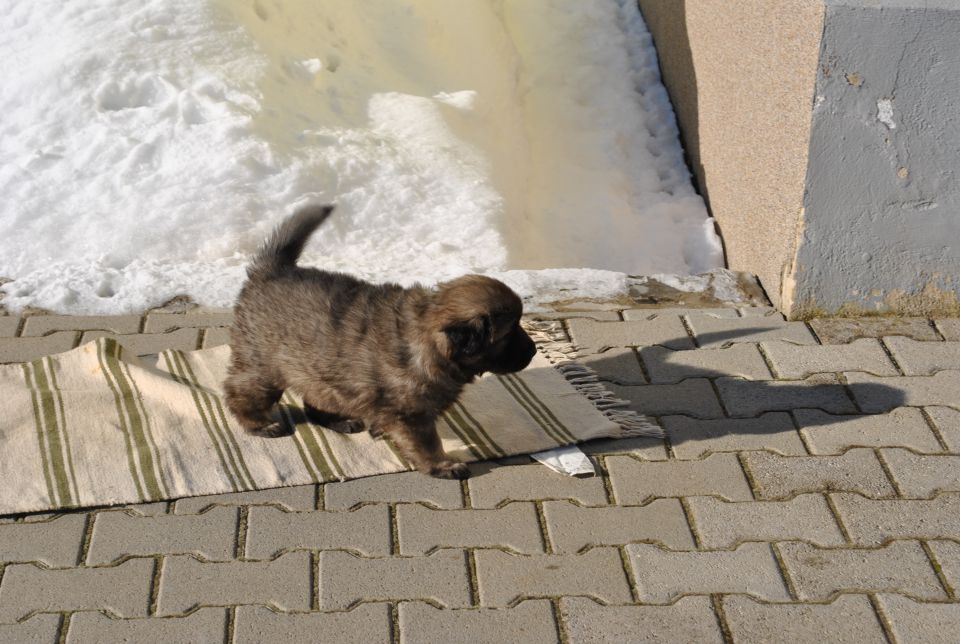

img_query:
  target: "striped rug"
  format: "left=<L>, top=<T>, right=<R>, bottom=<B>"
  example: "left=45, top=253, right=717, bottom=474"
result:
left=1, top=331, right=659, bottom=515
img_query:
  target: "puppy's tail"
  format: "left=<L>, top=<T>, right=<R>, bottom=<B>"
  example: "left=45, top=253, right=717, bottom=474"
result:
left=248, top=204, right=334, bottom=279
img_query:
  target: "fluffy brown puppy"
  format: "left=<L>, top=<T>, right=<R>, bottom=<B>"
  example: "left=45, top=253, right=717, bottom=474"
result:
left=224, top=205, right=537, bottom=479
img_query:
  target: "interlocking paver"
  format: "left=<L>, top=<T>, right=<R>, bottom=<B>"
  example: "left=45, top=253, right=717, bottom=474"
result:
left=639, top=344, right=771, bottom=383
left=761, top=338, right=897, bottom=379
left=87, top=506, right=238, bottom=564
left=778, top=540, right=946, bottom=600
left=202, top=327, right=231, bottom=348
left=0, top=332, right=76, bottom=363
left=541, top=499, right=695, bottom=552
left=0, top=317, right=18, bottom=338
left=881, top=450, right=960, bottom=497
left=688, top=495, right=845, bottom=548
left=566, top=318, right=692, bottom=352
left=118, top=501, right=169, bottom=516
left=796, top=407, right=942, bottom=454
left=717, top=375, right=857, bottom=416
left=0, top=614, right=60, bottom=643
left=623, top=307, right=739, bottom=320
left=877, top=594, right=960, bottom=644
left=474, top=548, right=632, bottom=607
left=157, top=551, right=312, bottom=615
left=528, top=310, right=620, bottom=321
left=626, top=543, right=791, bottom=603
left=21, top=315, right=141, bottom=336
left=397, top=503, right=543, bottom=555
left=143, top=309, right=234, bottom=333
left=607, top=380, right=724, bottom=418
left=80, top=329, right=199, bottom=356
left=928, top=406, right=960, bottom=451
left=884, top=337, right=960, bottom=375
left=245, top=505, right=390, bottom=559
left=831, top=493, right=960, bottom=544
left=0, top=558, right=153, bottom=622
left=721, top=595, right=886, bottom=643
left=0, top=514, right=85, bottom=566
left=686, top=317, right=816, bottom=348
left=326, top=472, right=463, bottom=509
left=810, top=317, right=940, bottom=343
left=575, top=347, right=647, bottom=384
left=607, top=453, right=752, bottom=503
left=578, top=435, right=668, bottom=459
left=936, top=319, right=960, bottom=341
left=66, top=608, right=229, bottom=644
left=845, top=371, right=960, bottom=412
left=400, top=600, right=559, bottom=643
left=559, top=596, right=723, bottom=644
left=317, top=550, right=471, bottom=610
left=468, top=462, right=607, bottom=508
left=927, top=540, right=960, bottom=594
left=663, top=413, right=806, bottom=459
left=743, top=449, right=896, bottom=499
left=174, top=485, right=317, bottom=513
left=234, top=604, right=391, bottom=644
left=737, top=307, right=783, bottom=318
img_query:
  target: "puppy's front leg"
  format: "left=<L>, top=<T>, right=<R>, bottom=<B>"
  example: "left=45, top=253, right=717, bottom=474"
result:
left=382, top=415, right=469, bottom=480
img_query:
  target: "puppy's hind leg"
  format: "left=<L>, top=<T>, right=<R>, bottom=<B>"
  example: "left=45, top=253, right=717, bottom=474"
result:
left=224, top=373, right=288, bottom=437
left=302, top=405, right=366, bottom=434
left=381, top=415, right=469, bottom=480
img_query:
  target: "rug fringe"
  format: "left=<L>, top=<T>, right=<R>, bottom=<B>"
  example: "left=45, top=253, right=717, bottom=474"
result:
left=524, top=321, right=664, bottom=438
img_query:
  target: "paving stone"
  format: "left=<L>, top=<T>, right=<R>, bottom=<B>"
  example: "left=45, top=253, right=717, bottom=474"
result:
left=325, top=471, right=463, bottom=509
left=928, top=540, right=960, bottom=594
left=722, top=595, right=886, bottom=644
left=626, top=543, right=791, bottom=603
left=716, top=374, right=857, bottom=416
left=743, top=449, right=896, bottom=499
left=21, top=315, right=141, bottom=336
left=663, top=413, right=806, bottom=459
left=143, top=309, right=234, bottom=333
left=577, top=435, right=669, bottom=459
left=246, top=505, right=390, bottom=558
left=687, top=495, right=845, bottom=548
left=686, top=317, right=816, bottom=349
left=623, top=308, right=741, bottom=321
left=468, top=462, right=607, bottom=508
left=0, top=614, right=60, bottom=643
left=0, top=332, right=77, bottom=363
left=737, top=307, right=784, bottom=318
left=796, top=407, right=943, bottom=454
left=87, top=506, right=238, bottom=564
left=0, top=318, right=18, bottom=338
left=761, top=338, right=897, bottom=379
left=157, top=551, right=312, bottom=615
left=234, top=604, right=391, bottom=644
left=575, top=347, right=647, bottom=384
left=0, top=558, right=153, bottom=622
left=560, top=596, right=723, bottom=644
left=877, top=594, right=960, bottom=644
left=0, top=514, right=86, bottom=566
left=607, top=453, right=752, bottom=503
left=397, top=503, right=543, bottom=555
left=174, top=485, right=317, bottom=513
left=846, top=371, right=960, bottom=412
left=778, top=540, right=945, bottom=600
left=566, top=318, right=692, bottom=352
left=202, top=326, right=231, bottom=348
left=928, top=406, right=960, bottom=452
left=475, top=548, right=633, bottom=607
left=400, top=600, right=558, bottom=643
left=66, top=608, right=228, bottom=644
left=810, top=317, right=940, bottom=343
left=936, top=319, right=960, bottom=341
left=318, top=550, right=471, bottom=610
left=117, top=501, right=170, bottom=516
left=528, top=310, right=620, bottom=321
left=80, top=329, right=200, bottom=356
left=639, top=344, right=771, bottom=384
left=881, top=450, right=960, bottom=497
left=542, top=499, right=695, bottom=552
left=831, top=493, right=960, bottom=544
left=607, top=380, right=724, bottom=419
left=884, top=336, right=960, bottom=375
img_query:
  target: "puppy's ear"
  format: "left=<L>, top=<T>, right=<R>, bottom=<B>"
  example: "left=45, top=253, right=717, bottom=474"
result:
left=445, top=316, right=490, bottom=359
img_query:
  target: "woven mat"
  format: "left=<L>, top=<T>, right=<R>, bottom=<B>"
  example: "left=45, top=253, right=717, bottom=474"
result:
left=0, top=330, right=659, bottom=515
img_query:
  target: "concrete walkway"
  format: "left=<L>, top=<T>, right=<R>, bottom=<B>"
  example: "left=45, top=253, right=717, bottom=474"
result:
left=1, top=304, right=959, bottom=643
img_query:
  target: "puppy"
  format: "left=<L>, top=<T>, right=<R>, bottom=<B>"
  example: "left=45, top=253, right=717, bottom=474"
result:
left=224, top=205, right=537, bottom=479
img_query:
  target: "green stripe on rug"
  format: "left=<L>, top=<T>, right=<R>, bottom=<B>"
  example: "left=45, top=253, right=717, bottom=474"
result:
left=112, top=350, right=169, bottom=498
left=97, top=340, right=148, bottom=501
left=280, top=394, right=335, bottom=482
left=440, top=411, right=486, bottom=461
left=508, top=373, right=578, bottom=444
left=497, top=374, right=565, bottom=446
left=22, top=362, right=58, bottom=506
left=453, top=401, right=505, bottom=458
left=43, top=357, right=81, bottom=505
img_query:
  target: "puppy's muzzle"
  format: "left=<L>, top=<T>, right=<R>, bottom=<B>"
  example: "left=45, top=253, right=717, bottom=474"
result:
left=489, top=329, right=537, bottom=374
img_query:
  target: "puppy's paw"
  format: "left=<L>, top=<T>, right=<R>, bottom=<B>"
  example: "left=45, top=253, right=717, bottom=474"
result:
left=367, top=424, right=384, bottom=438
left=244, top=421, right=293, bottom=438
left=429, top=461, right=470, bottom=480
left=329, top=418, right=366, bottom=434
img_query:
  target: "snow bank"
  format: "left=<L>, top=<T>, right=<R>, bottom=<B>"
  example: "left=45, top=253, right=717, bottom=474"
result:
left=0, top=0, right=722, bottom=314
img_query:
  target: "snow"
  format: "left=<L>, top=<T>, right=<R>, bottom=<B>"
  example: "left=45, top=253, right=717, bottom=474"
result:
left=0, top=0, right=723, bottom=315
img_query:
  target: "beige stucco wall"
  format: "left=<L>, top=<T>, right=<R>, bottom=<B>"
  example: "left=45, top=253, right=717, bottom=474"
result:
left=637, top=0, right=825, bottom=310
